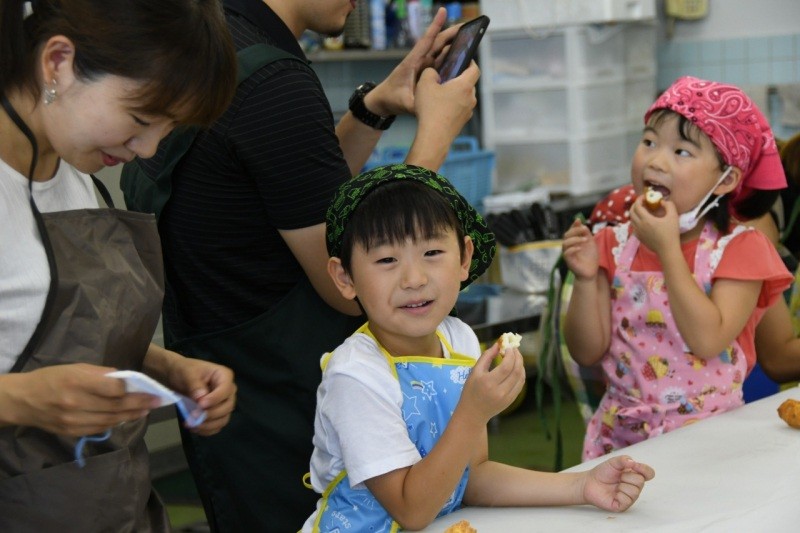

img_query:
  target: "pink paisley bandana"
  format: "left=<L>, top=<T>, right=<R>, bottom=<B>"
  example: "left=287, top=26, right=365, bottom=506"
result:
left=645, top=76, right=786, bottom=214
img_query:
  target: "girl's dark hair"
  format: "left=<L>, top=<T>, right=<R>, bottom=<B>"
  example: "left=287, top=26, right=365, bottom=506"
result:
left=339, top=180, right=466, bottom=274
left=0, top=0, right=236, bottom=127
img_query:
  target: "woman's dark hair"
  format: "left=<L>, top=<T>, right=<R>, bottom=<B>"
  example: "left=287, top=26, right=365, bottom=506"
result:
left=0, top=0, right=236, bottom=127
left=339, top=180, right=467, bottom=275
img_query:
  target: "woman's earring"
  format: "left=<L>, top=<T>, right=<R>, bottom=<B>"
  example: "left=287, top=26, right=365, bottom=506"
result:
left=43, top=79, right=57, bottom=105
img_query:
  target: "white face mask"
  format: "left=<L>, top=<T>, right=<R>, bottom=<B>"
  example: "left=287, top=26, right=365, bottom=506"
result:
left=678, top=166, right=733, bottom=233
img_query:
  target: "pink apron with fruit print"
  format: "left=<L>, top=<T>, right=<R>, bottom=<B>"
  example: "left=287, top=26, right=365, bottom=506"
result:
left=583, top=221, right=746, bottom=460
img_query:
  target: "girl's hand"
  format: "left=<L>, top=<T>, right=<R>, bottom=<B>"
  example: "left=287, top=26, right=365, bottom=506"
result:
left=1, top=363, right=159, bottom=437
left=164, top=355, right=237, bottom=436
left=562, top=219, right=599, bottom=281
left=458, top=343, right=526, bottom=426
left=629, top=196, right=680, bottom=253
left=583, top=455, right=655, bottom=512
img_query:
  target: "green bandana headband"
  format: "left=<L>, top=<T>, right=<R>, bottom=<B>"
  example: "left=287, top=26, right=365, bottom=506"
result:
left=326, top=164, right=496, bottom=290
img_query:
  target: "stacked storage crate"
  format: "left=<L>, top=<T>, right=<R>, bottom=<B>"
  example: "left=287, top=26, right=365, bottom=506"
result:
left=479, top=0, right=657, bottom=195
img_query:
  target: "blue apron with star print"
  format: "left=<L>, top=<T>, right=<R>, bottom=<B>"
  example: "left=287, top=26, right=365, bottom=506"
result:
left=312, top=326, right=475, bottom=532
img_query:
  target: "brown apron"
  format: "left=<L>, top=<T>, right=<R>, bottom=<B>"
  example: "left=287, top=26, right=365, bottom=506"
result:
left=0, top=95, right=169, bottom=533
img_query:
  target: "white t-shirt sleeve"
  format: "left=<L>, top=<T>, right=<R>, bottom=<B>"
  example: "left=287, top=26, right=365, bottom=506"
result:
left=312, top=334, right=420, bottom=488
left=310, top=319, right=481, bottom=490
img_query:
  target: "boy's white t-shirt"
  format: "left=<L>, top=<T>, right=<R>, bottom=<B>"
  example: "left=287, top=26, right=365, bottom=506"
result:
left=302, top=316, right=481, bottom=531
left=0, top=158, right=97, bottom=373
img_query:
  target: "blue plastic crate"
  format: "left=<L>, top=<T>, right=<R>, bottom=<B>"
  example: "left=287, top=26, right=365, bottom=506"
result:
left=363, top=136, right=495, bottom=211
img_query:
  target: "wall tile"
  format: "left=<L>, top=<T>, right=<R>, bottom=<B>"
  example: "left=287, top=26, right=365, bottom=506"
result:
left=723, top=40, right=747, bottom=62
left=747, top=38, right=771, bottom=61
left=723, top=63, right=749, bottom=85
left=700, top=41, right=723, bottom=64
left=771, top=35, right=794, bottom=59
left=771, top=59, right=796, bottom=84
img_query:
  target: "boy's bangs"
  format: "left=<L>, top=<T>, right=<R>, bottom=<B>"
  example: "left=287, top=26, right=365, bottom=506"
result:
left=352, top=182, right=462, bottom=252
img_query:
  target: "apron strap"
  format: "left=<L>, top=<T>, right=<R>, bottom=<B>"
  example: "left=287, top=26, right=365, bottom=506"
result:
left=90, top=174, right=116, bottom=208
left=1, top=93, right=60, bottom=372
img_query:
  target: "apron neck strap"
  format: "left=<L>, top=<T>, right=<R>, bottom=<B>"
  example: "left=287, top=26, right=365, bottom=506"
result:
left=1, top=92, right=60, bottom=371
left=0, top=93, right=38, bottom=182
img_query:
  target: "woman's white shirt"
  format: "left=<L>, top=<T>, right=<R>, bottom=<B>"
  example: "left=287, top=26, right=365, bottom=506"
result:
left=0, top=157, right=97, bottom=373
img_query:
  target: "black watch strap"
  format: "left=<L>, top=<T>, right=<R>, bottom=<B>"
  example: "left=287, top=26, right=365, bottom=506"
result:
left=348, top=82, right=396, bottom=130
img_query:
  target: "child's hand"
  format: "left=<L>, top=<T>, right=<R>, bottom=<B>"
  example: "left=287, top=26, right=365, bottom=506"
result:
left=630, top=196, right=680, bottom=252
left=459, top=342, right=526, bottom=425
left=562, top=219, right=599, bottom=281
left=582, top=455, right=655, bottom=512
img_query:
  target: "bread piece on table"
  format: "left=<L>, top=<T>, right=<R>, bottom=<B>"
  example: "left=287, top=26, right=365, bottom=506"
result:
left=444, top=519, right=477, bottom=533
left=778, top=398, right=800, bottom=429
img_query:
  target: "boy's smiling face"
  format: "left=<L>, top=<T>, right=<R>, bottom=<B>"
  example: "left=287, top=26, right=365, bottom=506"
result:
left=329, top=228, right=473, bottom=357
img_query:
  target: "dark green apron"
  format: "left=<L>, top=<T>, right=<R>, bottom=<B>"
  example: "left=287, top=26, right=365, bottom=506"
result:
left=172, top=281, right=362, bottom=532
left=120, top=44, right=364, bottom=532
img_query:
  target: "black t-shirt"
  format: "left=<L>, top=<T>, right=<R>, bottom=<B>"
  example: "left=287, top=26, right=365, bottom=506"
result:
left=153, top=0, right=351, bottom=340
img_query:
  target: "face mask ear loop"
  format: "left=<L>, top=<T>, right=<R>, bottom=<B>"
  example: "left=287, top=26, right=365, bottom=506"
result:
left=695, top=166, right=733, bottom=221
left=679, top=166, right=733, bottom=233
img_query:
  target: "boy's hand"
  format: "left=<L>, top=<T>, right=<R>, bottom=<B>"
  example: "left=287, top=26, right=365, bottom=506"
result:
left=582, top=455, right=655, bottom=512
left=459, top=342, right=526, bottom=425
left=562, top=219, right=599, bottom=281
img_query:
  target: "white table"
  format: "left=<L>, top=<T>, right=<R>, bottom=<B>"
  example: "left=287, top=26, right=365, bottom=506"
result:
left=421, top=386, right=800, bottom=532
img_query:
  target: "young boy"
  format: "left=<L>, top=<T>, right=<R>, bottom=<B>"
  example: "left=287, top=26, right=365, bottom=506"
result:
left=302, top=164, right=655, bottom=531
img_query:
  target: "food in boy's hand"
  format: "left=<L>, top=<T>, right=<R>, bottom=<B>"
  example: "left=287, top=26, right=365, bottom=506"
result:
left=777, top=398, right=800, bottom=429
left=643, top=187, right=664, bottom=211
left=499, top=332, right=522, bottom=354
left=444, top=519, right=477, bottom=533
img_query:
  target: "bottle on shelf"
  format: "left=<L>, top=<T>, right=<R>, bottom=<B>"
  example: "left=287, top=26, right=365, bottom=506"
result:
left=370, top=0, right=387, bottom=50
left=393, top=0, right=412, bottom=48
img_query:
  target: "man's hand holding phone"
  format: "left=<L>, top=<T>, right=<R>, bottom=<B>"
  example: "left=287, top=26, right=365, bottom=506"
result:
left=437, top=15, right=490, bottom=83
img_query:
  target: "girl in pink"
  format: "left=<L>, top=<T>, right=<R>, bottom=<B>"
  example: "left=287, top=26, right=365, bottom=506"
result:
left=563, top=76, right=794, bottom=460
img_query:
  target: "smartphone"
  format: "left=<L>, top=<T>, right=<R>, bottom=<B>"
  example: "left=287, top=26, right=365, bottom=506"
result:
left=437, top=15, right=490, bottom=83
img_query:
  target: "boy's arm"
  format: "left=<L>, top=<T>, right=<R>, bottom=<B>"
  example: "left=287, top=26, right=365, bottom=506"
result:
left=465, top=453, right=654, bottom=511
left=364, top=344, right=524, bottom=530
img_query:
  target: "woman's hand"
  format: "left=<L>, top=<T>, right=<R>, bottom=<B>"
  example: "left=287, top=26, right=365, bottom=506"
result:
left=0, top=363, right=159, bottom=436
left=161, top=353, right=237, bottom=436
left=582, top=455, right=655, bottom=512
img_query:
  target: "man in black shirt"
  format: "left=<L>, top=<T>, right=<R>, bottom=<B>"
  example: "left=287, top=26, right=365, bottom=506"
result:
left=134, top=1, right=480, bottom=531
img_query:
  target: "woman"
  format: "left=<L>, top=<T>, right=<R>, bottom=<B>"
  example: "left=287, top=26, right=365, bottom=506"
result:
left=0, top=0, right=238, bottom=530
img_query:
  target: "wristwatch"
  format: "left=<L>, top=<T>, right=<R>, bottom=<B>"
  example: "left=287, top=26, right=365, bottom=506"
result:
left=348, top=82, right=396, bottom=130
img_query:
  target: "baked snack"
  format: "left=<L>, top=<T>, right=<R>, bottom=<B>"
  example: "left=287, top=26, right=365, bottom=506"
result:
left=499, top=332, right=522, bottom=354
left=444, top=519, right=477, bottom=533
left=777, top=398, right=800, bottom=429
left=643, top=187, right=664, bottom=211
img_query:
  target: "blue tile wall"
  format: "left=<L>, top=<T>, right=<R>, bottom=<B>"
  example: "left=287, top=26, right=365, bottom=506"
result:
left=658, top=33, right=800, bottom=88
left=657, top=33, right=800, bottom=139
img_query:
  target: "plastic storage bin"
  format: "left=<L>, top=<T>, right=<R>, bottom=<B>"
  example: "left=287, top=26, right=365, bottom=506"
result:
left=363, top=136, right=495, bottom=211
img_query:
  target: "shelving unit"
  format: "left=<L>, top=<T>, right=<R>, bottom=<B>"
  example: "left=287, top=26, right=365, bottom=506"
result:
left=480, top=20, right=657, bottom=195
